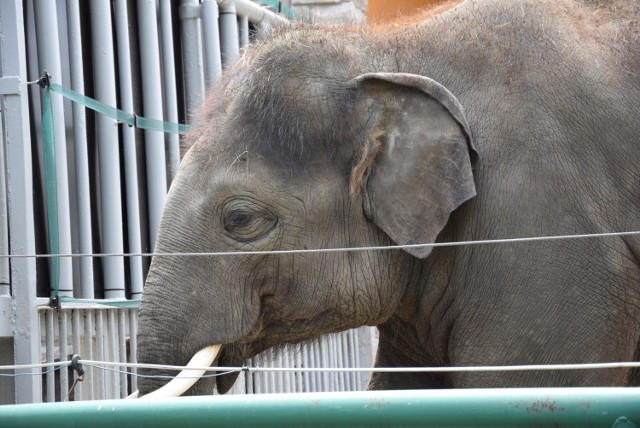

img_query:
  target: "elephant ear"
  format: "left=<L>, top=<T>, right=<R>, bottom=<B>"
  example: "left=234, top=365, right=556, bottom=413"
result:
left=351, top=72, right=478, bottom=259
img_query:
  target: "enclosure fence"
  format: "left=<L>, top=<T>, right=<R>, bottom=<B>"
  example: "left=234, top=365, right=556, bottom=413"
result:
left=2, top=0, right=640, bottom=411
left=0, top=0, right=376, bottom=405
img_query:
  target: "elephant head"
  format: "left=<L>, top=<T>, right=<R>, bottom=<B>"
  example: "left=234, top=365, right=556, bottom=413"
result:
left=136, top=36, right=478, bottom=396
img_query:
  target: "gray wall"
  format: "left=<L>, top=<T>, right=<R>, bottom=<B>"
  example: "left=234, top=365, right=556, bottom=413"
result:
left=292, top=0, right=368, bottom=24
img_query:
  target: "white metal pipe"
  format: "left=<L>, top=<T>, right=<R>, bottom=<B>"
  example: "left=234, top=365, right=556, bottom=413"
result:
left=219, top=2, right=240, bottom=68
left=107, top=309, right=119, bottom=398
left=84, top=310, right=94, bottom=400
left=113, top=0, right=145, bottom=299
left=58, top=310, right=68, bottom=402
left=137, top=0, right=168, bottom=251
left=202, top=0, right=223, bottom=86
left=118, top=309, right=128, bottom=398
left=89, top=0, right=126, bottom=299
left=0, top=102, right=9, bottom=296
left=96, top=311, right=106, bottom=398
left=33, top=0, right=74, bottom=297
left=159, top=0, right=181, bottom=180
left=45, top=310, right=55, bottom=402
left=65, top=0, right=95, bottom=299
left=238, top=15, right=250, bottom=49
left=129, top=309, right=138, bottom=393
left=179, top=0, right=205, bottom=118
left=72, top=310, right=83, bottom=399
left=219, top=0, right=286, bottom=27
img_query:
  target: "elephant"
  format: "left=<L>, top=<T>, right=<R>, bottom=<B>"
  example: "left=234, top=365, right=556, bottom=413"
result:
left=136, top=0, right=640, bottom=397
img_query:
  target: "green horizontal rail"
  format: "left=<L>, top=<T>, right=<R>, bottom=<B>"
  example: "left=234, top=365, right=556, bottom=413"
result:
left=1, top=388, right=639, bottom=427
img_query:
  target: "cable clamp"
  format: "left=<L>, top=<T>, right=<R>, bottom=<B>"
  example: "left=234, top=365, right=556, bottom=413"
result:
left=48, top=296, right=60, bottom=310
left=70, top=354, right=85, bottom=378
left=31, top=71, right=52, bottom=88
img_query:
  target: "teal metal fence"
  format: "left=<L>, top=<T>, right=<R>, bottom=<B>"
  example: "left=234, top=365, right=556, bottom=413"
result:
left=1, top=388, right=639, bottom=427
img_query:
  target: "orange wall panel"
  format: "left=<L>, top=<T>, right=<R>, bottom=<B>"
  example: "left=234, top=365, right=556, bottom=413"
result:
left=367, top=0, right=450, bottom=23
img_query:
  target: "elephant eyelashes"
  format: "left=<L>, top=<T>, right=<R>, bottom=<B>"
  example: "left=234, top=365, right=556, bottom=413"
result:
left=221, top=198, right=277, bottom=242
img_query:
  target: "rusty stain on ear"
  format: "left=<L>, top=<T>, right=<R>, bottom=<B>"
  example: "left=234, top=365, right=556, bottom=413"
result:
left=350, top=129, right=385, bottom=198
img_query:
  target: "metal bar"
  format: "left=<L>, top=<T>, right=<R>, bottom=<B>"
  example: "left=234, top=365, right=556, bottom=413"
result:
left=58, top=310, right=68, bottom=402
left=71, top=310, right=83, bottom=399
left=128, top=309, right=138, bottom=393
left=179, top=0, right=205, bottom=118
left=118, top=309, right=127, bottom=398
left=3, top=389, right=640, bottom=427
left=238, top=15, right=249, bottom=49
left=202, top=0, right=223, bottom=86
left=107, top=310, right=118, bottom=398
left=45, top=310, right=55, bottom=402
left=33, top=0, right=74, bottom=297
left=294, top=344, right=303, bottom=392
left=113, top=0, right=144, bottom=299
left=158, top=0, right=181, bottom=182
left=89, top=0, right=126, bottom=299
left=0, top=105, right=9, bottom=296
left=65, top=0, right=94, bottom=299
left=320, top=339, right=329, bottom=391
left=83, top=310, right=94, bottom=400
left=310, top=342, right=318, bottom=392
left=347, top=330, right=357, bottom=390
left=219, top=2, right=240, bottom=69
left=218, top=0, right=285, bottom=27
left=136, top=0, right=168, bottom=251
left=95, top=311, right=105, bottom=399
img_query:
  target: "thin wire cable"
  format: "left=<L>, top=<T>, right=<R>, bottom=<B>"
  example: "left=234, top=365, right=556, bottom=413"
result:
left=1, top=230, right=639, bottom=259
left=1, top=360, right=640, bottom=379
left=0, top=361, right=71, bottom=370
left=0, top=366, right=64, bottom=377
left=83, top=362, right=239, bottom=380
left=5, top=360, right=636, bottom=374
left=80, top=360, right=640, bottom=373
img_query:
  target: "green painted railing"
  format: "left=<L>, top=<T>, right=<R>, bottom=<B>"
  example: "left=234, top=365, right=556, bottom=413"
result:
left=1, top=388, right=639, bottom=427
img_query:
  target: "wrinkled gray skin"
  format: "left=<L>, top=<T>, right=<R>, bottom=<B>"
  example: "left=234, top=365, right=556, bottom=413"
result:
left=138, top=0, right=640, bottom=395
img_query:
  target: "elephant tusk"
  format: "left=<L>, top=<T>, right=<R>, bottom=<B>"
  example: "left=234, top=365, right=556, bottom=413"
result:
left=138, top=344, right=221, bottom=399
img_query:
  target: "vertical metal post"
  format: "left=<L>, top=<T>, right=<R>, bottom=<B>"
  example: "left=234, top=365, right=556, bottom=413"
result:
left=0, top=100, right=10, bottom=296
left=113, top=0, right=145, bottom=299
left=1, top=0, right=41, bottom=404
left=238, top=15, right=250, bottom=49
left=45, top=310, right=55, bottom=402
left=137, top=0, right=168, bottom=251
left=58, top=310, right=68, bottom=402
left=118, top=309, right=127, bottom=398
left=65, top=0, right=94, bottom=299
left=83, top=310, right=94, bottom=400
left=89, top=0, right=126, bottom=299
left=159, top=0, right=181, bottom=182
left=202, top=0, right=223, bottom=86
left=71, top=310, right=83, bottom=399
left=95, top=310, right=105, bottom=399
left=107, top=309, right=118, bottom=398
left=179, top=0, right=205, bottom=118
left=33, top=0, right=74, bottom=297
left=219, top=2, right=240, bottom=68
left=129, top=309, right=138, bottom=393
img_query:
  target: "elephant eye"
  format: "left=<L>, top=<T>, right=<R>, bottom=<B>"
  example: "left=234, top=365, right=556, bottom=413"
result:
left=221, top=199, right=277, bottom=242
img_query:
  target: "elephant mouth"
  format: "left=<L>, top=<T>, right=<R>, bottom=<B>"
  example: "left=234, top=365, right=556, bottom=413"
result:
left=214, top=344, right=247, bottom=394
